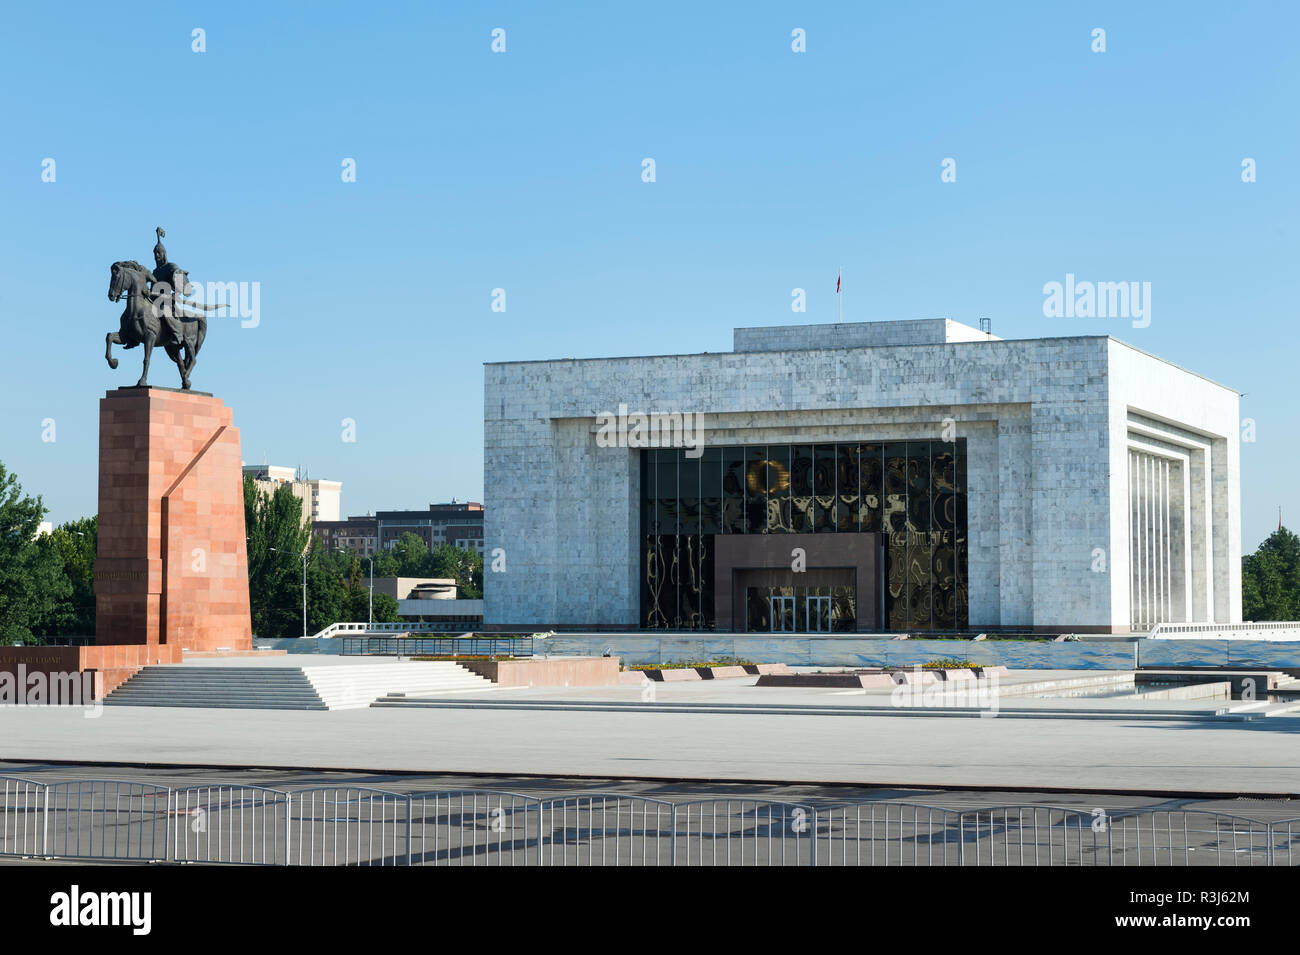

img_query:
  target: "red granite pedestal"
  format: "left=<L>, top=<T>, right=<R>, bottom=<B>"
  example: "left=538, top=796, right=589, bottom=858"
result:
left=1, top=388, right=254, bottom=700
left=94, top=387, right=253, bottom=653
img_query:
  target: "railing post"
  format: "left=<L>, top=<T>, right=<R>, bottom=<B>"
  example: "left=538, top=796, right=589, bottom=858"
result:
left=162, top=786, right=173, bottom=863
left=167, top=788, right=176, bottom=864
left=285, top=793, right=293, bottom=866
left=670, top=805, right=678, bottom=866
left=404, top=794, right=413, bottom=866
left=41, top=784, right=49, bottom=859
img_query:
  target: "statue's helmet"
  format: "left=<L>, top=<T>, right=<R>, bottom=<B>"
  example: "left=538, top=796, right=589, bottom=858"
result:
left=153, top=226, right=167, bottom=265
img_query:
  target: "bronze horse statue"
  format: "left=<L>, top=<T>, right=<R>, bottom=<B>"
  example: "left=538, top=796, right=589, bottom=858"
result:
left=105, top=259, right=220, bottom=389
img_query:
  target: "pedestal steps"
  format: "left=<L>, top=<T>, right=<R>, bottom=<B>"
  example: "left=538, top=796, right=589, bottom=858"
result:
left=302, top=663, right=496, bottom=710
left=104, top=663, right=495, bottom=710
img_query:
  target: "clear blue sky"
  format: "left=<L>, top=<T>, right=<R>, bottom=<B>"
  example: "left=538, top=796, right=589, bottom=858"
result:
left=1, top=1, right=1295, bottom=550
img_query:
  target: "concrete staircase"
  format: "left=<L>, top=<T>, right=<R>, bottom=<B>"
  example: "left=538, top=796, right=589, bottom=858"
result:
left=303, top=663, right=495, bottom=710
left=104, top=663, right=496, bottom=710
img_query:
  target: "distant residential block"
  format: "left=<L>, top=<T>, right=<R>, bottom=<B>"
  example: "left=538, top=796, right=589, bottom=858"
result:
left=242, top=463, right=341, bottom=523
left=375, top=502, right=485, bottom=555
left=312, top=516, right=380, bottom=556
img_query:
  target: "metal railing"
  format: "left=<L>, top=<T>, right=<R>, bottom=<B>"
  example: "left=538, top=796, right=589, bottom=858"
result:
left=45, top=780, right=171, bottom=862
left=1150, top=621, right=1300, bottom=641
left=412, top=790, right=542, bottom=865
left=173, top=785, right=290, bottom=865
left=340, top=636, right=534, bottom=658
left=314, top=622, right=480, bottom=639
left=290, top=787, right=411, bottom=866
left=539, top=795, right=675, bottom=866
left=0, top=776, right=47, bottom=859
left=1, top=776, right=1298, bottom=865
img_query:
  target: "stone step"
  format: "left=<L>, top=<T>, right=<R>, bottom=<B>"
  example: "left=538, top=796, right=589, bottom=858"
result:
left=109, top=691, right=319, bottom=698
left=105, top=700, right=330, bottom=710
left=370, top=687, right=509, bottom=705
left=105, top=662, right=496, bottom=710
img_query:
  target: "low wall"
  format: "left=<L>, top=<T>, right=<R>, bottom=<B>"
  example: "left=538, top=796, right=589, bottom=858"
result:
left=0, top=644, right=182, bottom=699
left=255, top=635, right=1300, bottom=670
left=535, top=636, right=1300, bottom=670
left=459, top=656, right=623, bottom=688
left=256, top=638, right=343, bottom=654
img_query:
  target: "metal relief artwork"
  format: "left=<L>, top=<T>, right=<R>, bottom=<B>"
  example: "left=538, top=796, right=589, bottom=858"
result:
left=639, top=441, right=967, bottom=632
left=105, top=227, right=229, bottom=389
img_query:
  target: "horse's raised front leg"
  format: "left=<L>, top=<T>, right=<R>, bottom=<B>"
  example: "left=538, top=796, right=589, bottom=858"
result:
left=136, top=332, right=155, bottom=387
left=105, top=332, right=120, bottom=370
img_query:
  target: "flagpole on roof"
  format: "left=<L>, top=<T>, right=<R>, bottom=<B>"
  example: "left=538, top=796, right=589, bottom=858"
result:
left=838, top=266, right=843, bottom=324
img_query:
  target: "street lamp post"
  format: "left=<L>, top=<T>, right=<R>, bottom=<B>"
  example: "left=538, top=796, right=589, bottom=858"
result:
left=271, top=547, right=310, bottom=638
left=366, top=557, right=374, bottom=629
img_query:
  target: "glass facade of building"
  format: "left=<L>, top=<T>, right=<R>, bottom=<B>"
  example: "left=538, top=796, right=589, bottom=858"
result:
left=640, top=440, right=967, bottom=631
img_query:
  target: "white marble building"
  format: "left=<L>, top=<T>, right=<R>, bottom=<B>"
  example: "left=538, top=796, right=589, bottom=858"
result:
left=483, top=319, right=1240, bottom=634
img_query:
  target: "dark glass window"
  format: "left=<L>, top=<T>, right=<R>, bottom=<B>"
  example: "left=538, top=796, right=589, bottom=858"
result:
left=721, top=447, right=746, bottom=535
left=745, top=446, right=767, bottom=534
left=766, top=444, right=791, bottom=533
left=837, top=444, right=859, bottom=532
left=790, top=445, right=814, bottom=533
left=678, top=454, right=700, bottom=537
left=814, top=444, right=838, bottom=531
left=859, top=443, right=882, bottom=533
left=640, top=438, right=967, bottom=632
left=700, top=448, right=722, bottom=535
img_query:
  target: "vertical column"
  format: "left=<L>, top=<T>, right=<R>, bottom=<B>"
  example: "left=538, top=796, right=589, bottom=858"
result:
left=1149, top=454, right=1159, bottom=628
left=1168, top=458, right=1189, bottom=622
left=1128, top=450, right=1138, bottom=630
left=1158, top=456, right=1166, bottom=623
left=1210, top=438, right=1230, bottom=624
left=1142, top=453, right=1151, bottom=629
left=1163, top=459, right=1172, bottom=624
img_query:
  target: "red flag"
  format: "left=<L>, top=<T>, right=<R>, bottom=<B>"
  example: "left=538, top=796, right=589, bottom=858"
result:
left=836, top=273, right=841, bottom=294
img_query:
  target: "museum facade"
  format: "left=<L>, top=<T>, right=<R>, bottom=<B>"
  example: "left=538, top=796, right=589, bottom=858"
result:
left=484, top=319, right=1241, bottom=634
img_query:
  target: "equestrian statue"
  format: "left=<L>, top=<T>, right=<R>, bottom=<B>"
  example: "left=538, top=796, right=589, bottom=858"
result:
left=105, top=227, right=230, bottom=389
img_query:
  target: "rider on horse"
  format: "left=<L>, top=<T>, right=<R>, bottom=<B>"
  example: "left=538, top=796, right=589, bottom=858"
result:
left=148, top=227, right=191, bottom=349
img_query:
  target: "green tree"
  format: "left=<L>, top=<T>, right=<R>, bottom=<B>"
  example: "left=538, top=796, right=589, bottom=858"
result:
left=0, top=461, right=71, bottom=645
left=244, top=476, right=312, bottom=637
left=305, top=539, right=351, bottom=633
left=1242, top=526, right=1300, bottom=621
left=33, top=515, right=97, bottom=637
left=390, top=532, right=430, bottom=576
left=343, top=587, right=399, bottom=624
left=371, top=547, right=400, bottom=577
left=427, top=543, right=483, bottom=599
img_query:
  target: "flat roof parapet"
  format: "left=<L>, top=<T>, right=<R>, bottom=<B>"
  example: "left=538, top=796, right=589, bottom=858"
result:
left=732, top=318, right=1000, bottom=352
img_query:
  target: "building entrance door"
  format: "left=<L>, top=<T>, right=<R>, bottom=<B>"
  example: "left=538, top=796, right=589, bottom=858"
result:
left=769, top=595, right=795, bottom=632
left=806, top=595, right=831, bottom=632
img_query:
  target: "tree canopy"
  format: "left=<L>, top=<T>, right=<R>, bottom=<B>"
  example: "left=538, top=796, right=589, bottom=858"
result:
left=244, top=475, right=313, bottom=637
left=369, top=531, right=483, bottom=598
left=1242, top=526, right=1300, bottom=621
left=33, top=515, right=97, bottom=638
left=0, top=461, right=71, bottom=645
left=0, top=463, right=481, bottom=644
